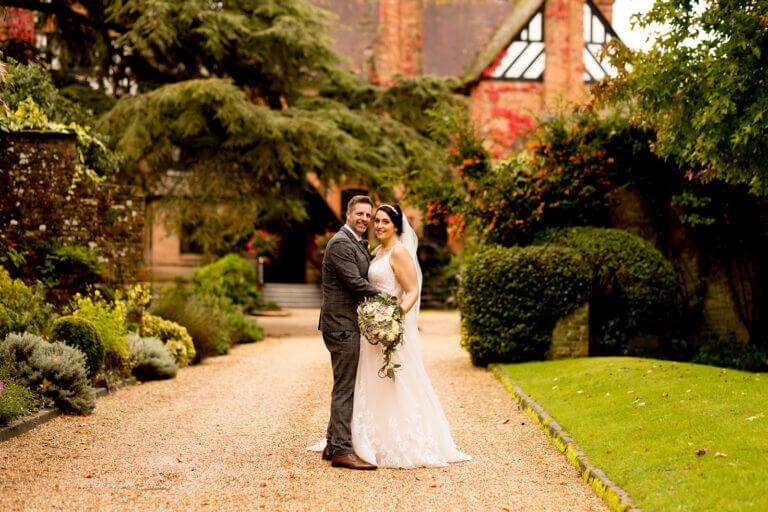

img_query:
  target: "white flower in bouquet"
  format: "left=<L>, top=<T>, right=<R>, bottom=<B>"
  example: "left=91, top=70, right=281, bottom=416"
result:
left=357, top=294, right=405, bottom=380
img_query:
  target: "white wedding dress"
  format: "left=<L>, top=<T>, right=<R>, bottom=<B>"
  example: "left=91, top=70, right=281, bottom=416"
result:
left=310, top=223, right=470, bottom=468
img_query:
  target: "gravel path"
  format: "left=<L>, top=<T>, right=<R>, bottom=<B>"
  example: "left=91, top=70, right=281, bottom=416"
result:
left=0, top=310, right=608, bottom=512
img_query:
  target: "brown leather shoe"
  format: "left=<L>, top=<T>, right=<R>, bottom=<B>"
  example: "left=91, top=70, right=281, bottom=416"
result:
left=322, top=446, right=332, bottom=461
left=331, top=453, right=377, bottom=470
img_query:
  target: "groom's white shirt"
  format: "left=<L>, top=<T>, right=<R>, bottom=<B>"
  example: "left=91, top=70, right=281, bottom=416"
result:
left=342, top=224, right=362, bottom=242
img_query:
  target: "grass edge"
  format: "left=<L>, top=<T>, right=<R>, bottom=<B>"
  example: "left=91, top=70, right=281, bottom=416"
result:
left=489, top=364, right=640, bottom=512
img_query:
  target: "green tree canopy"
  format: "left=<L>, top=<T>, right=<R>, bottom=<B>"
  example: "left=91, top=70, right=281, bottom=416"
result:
left=601, top=0, right=768, bottom=194
left=6, top=0, right=463, bottom=246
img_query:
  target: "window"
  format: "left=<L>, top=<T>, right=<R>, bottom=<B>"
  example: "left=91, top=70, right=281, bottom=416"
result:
left=487, top=9, right=545, bottom=82
left=583, top=0, right=619, bottom=83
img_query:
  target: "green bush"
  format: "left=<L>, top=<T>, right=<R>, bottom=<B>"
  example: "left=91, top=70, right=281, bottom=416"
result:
left=537, top=227, right=680, bottom=355
left=193, top=254, right=261, bottom=310
left=50, top=316, right=104, bottom=379
left=224, top=304, right=264, bottom=344
left=0, top=363, right=40, bottom=424
left=459, top=245, right=591, bottom=366
left=0, top=332, right=95, bottom=415
left=126, top=333, right=178, bottom=381
left=70, top=291, right=130, bottom=376
left=151, top=287, right=229, bottom=361
left=141, top=313, right=196, bottom=367
left=692, top=333, right=768, bottom=373
left=38, top=243, right=103, bottom=290
left=0, top=266, right=55, bottom=340
left=0, top=59, right=93, bottom=126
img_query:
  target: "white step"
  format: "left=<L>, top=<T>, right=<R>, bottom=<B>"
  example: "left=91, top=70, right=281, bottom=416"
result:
left=262, top=283, right=323, bottom=309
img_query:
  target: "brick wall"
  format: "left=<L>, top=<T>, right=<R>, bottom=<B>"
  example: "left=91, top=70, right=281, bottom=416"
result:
left=374, top=0, right=423, bottom=80
left=0, top=131, right=146, bottom=287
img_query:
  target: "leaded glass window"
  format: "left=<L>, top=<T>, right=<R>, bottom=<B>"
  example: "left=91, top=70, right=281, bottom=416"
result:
left=583, top=0, right=619, bottom=83
left=488, top=9, right=545, bottom=82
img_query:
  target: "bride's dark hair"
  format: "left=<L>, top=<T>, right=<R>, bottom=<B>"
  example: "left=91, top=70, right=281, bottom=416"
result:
left=376, top=203, right=403, bottom=235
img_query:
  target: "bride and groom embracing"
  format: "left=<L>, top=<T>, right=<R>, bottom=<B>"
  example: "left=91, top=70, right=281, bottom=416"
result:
left=309, top=195, right=470, bottom=470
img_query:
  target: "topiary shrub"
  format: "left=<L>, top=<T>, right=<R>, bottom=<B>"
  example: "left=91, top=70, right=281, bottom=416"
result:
left=193, top=254, right=261, bottom=311
left=536, top=227, right=680, bottom=355
left=0, top=332, right=95, bottom=415
left=70, top=291, right=130, bottom=376
left=126, top=333, right=178, bottom=381
left=0, top=267, right=55, bottom=340
left=141, top=313, right=196, bottom=367
left=50, top=316, right=104, bottom=379
left=459, top=245, right=591, bottom=366
left=0, top=362, right=40, bottom=424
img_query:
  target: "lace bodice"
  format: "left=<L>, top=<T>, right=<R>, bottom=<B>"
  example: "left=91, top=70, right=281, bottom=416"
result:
left=368, top=250, right=402, bottom=297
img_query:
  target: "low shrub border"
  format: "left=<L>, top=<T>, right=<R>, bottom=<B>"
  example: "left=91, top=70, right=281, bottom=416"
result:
left=0, top=378, right=133, bottom=444
left=490, top=364, right=639, bottom=512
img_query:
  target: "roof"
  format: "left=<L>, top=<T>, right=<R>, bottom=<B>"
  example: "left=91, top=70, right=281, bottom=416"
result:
left=422, top=1, right=515, bottom=78
left=312, top=0, right=379, bottom=74
left=313, top=0, right=551, bottom=84
left=457, top=0, right=543, bottom=84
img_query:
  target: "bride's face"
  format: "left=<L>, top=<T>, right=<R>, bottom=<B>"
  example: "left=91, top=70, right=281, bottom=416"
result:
left=374, top=210, right=396, bottom=243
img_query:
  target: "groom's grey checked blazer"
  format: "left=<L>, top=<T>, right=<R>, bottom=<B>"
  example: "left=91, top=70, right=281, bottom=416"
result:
left=318, top=227, right=380, bottom=456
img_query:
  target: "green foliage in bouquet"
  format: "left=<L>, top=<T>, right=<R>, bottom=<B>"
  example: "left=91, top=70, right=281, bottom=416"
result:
left=141, top=313, right=196, bottom=368
left=536, top=227, right=680, bottom=355
left=357, top=294, right=404, bottom=380
left=459, top=245, right=591, bottom=366
left=50, top=316, right=104, bottom=379
left=0, top=266, right=54, bottom=340
left=0, top=332, right=95, bottom=415
left=126, top=333, right=178, bottom=381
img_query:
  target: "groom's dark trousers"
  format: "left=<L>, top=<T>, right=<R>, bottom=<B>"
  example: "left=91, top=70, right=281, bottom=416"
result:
left=318, top=228, right=379, bottom=456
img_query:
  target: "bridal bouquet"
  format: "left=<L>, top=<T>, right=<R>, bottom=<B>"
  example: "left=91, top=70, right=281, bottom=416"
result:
left=357, top=294, right=404, bottom=380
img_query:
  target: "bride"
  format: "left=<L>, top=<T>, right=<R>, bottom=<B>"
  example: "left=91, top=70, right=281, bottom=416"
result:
left=311, top=203, right=470, bottom=468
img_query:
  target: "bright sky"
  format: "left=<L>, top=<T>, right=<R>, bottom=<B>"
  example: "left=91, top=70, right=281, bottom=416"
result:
left=611, top=0, right=661, bottom=50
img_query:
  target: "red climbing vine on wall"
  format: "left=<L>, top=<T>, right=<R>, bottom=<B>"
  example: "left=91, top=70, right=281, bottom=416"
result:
left=1, top=8, right=35, bottom=43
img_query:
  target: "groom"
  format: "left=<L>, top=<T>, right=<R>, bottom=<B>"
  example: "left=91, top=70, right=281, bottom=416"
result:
left=318, top=195, right=380, bottom=470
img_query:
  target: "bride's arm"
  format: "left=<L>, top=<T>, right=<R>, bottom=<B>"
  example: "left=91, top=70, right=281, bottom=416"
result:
left=390, top=245, right=419, bottom=314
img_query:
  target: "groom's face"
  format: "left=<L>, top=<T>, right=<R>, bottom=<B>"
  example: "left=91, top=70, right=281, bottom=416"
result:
left=346, top=203, right=372, bottom=237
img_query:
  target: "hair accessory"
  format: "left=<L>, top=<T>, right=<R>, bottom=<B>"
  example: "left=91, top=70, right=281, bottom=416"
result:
left=379, top=204, right=398, bottom=215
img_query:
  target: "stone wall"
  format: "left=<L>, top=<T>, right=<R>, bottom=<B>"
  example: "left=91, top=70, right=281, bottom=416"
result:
left=547, top=302, right=589, bottom=359
left=0, top=131, right=145, bottom=287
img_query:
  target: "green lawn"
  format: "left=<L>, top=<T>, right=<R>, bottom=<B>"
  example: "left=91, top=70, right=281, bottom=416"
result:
left=500, top=357, right=767, bottom=512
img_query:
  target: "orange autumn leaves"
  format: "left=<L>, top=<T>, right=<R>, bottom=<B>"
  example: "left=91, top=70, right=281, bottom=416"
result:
left=432, top=115, right=620, bottom=245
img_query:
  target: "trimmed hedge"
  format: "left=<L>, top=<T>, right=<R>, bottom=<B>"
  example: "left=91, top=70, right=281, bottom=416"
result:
left=50, top=316, right=104, bottom=379
left=536, top=227, right=680, bottom=355
left=459, top=245, right=591, bottom=366
left=0, top=332, right=95, bottom=415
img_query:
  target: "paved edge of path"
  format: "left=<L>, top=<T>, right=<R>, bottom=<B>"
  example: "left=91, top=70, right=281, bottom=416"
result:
left=490, top=364, right=642, bottom=512
left=0, top=378, right=135, bottom=443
